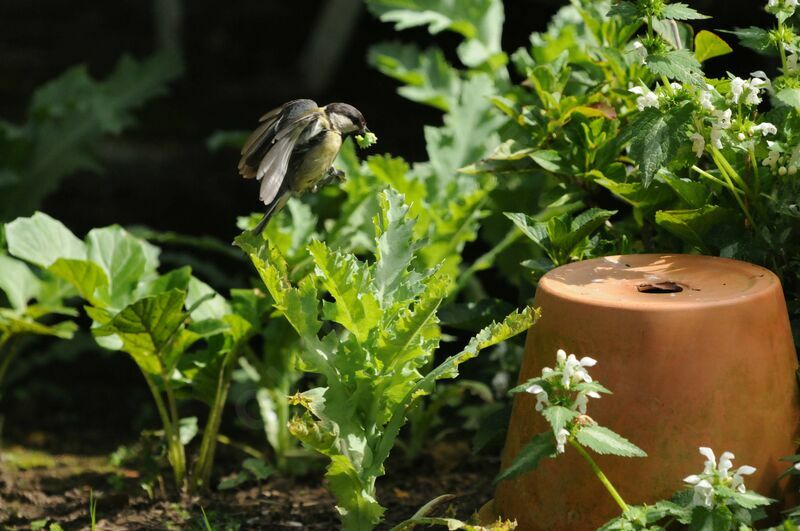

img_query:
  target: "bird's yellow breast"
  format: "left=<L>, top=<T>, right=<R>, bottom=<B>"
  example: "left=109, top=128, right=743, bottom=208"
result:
left=291, top=131, right=342, bottom=193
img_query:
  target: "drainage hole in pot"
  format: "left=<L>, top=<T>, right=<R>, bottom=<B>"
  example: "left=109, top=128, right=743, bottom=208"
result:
left=637, top=281, right=684, bottom=294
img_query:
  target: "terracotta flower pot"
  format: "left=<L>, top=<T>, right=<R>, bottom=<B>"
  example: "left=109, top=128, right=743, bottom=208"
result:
left=495, top=254, right=800, bottom=530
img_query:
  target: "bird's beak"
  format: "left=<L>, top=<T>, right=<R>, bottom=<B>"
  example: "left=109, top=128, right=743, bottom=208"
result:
left=361, top=126, right=370, bottom=135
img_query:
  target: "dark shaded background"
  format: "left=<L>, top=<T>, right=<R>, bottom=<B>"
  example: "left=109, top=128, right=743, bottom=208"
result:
left=0, top=0, right=777, bottom=447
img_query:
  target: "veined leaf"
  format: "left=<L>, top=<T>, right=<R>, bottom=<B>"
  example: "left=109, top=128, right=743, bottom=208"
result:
left=542, top=406, right=577, bottom=436
left=94, top=289, right=190, bottom=375
left=495, top=431, right=556, bottom=482
left=86, top=225, right=153, bottom=309
left=625, top=103, right=695, bottom=187
left=6, top=212, right=86, bottom=267
left=308, top=240, right=380, bottom=343
left=368, top=43, right=460, bottom=111
left=723, top=27, right=775, bottom=56
left=661, top=3, right=709, bottom=20
left=646, top=50, right=703, bottom=84
left=374, top=190, right=419, bottom=306
left=48, top=258, right=109, bottom=307
left=655, top=205, right=735, bottom=249
left=575, top=425, right=646, bottom=457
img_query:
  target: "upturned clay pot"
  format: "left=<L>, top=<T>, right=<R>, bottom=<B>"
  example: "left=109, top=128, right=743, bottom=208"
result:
left=495, top=254, right=799, bottom=530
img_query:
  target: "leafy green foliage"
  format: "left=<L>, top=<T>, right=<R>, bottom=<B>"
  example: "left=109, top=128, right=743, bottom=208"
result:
left=625, top=104, right=696, bottom=186
left=574, top=425, right=647, bottom=457
left=0, top=53, right=181, bottom=221
left=495, top=431, right=555, bottom=483
left=5, top=212, right=250, bottom=492
left=239, top=189, right=536, bottom=530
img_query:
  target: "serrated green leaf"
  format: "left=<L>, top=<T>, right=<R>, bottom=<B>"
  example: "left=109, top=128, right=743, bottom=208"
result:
left=495, top=431, right=556, bottom=482
left=368, top=43, right=460, bottom=111
left=542, top=406, right=577, bottom=436
left=6, top=212, right=86, bottom=267
left=366, top=0, right=505, bottom=68
left=607, top=1, right=641, bottom=20
left=731, top=490, right=774, bottom=509
left=373, top=190, right=419, bottom=306
left=575, top=425, right=647, bottom=457
left=308, top=240, right=380, bottom=343
left=626, top=103, right=695, bottom=186
left=646, top=50, right=703, bottom=84
left=694, top=30, right=732, bottom=63
left=723, top=27, right=775, bottom=55
left=776, top=88, right=800, bottom=109
left=655, top=205, right=735, bottom=249
left=661, top=3, right=709, bottom=20
left=688, top=505, right=732, bottom=531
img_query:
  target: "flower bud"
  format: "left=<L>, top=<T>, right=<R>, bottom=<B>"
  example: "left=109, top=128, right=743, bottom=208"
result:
left=779, top=166, right=788, bottom=176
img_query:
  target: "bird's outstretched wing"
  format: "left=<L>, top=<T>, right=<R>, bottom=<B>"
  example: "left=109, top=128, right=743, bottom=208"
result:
left=238, top=99, right=322, bottom=204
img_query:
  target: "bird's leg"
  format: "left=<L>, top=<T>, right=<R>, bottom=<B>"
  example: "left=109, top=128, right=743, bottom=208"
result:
left=312, top=167, right=346, bottom=193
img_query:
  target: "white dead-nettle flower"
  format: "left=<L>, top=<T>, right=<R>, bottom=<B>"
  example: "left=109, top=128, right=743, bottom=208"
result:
left=789, top=165, right=798, bottom=175
left=714, top=108, right=733, bottom=129
left=631, top=40, right=648, bottom=65
left=572, top=390, right=601, bottom=414
left=555, top=428, right=570, bottom=454
left=524, top=383, right=550, bottom=411
left=738, top=132, right=747, bottom=141
left=684, top=446, right=758, bottom=508
left=684, top=475, right=715, bottom=508
left=698, top=87, right=715, bottom=110
left=560, top=351, right=597, bottom=389
left=780, top=166, right=788, bottom=176
left=730, top=76, right=768, bottom=106
left=690, top=132, right=706, bottom=158
left=731, top=465, right=757, bottom=493
left=751, top=122, right=778, bottom=136
left=763, top=145, right=781, bottom=169
left=710, top=127, right=725, bottom=149
left=629, top=85, right=659, bottom=111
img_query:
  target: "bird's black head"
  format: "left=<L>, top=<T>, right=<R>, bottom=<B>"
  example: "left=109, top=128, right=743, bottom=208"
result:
left=324, top=102, right=367, bottom=136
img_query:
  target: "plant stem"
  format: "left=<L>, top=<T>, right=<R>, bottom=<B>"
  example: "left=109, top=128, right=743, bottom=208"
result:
left=691, top=165, right=743, bottom=194
left=142, top=370, right=185, bottom=488
left=569, top=438, right=629, bottom=513
left=191, top=366, right=232, bottom=491
left=0, top=333, right=16, bottom=392
left=710, top=149, right=757, bottom=229
left=778, top=22, right=788, bottom=72
left=748, top=146, right=761, bottom=195
left=163, top=379, right=186, bottom=487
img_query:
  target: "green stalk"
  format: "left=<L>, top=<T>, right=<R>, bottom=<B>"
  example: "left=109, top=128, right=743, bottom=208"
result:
left=141, top=370, right=185, bottom=487
left=191, top=366, right=232, bottom=491
left=748, top=146, right=761, bottom=195
left=778, top=22, right=789, bottom=72
left=711, top=146, right=752, bottom=196
left=0, top=333, right=16, bottom=390
left=163, top=380, right=186, bottom=487
left=710, top=149, right=757, bottom=229
left=569, top=438, right=629, bottom=513
left=691, top=165, right=744, bottom=195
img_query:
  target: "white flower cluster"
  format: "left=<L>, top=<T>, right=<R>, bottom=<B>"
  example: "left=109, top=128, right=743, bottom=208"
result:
left=767, top=0, right=798, bottom=15
left=524, top=349, right=600, bottom=453
left=629, top=83, right=681, bottom=112
left=763, top=142, right=800, bottom=174
left=729, top=74, right=769, bottom=106
left=683, top=447, right=756, bottom=508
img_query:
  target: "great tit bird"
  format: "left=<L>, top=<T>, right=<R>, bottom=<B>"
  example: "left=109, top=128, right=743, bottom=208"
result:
left=238, top=99, right=368, bottom=234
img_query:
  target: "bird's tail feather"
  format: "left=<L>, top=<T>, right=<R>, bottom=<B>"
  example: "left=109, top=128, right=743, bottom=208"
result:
left=251, top=196, right=284, bottom=235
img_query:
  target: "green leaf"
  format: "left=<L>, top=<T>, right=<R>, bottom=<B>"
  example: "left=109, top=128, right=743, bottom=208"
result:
left=659, top=170, right=708, bottom=208
left=655, top=205, right=735, bottom=249
left=6, top=212, right=86, bottom=267
left=724, top=27, right=775, bottom=55
left=48, top=258, right=109, bottom=306
left=86, top=225, right=153, bottom=309
left=661, top=3, right=709, bottom=20
left=694, top=30, right=732, bottom=63
left=308, top=240, right=380, bottom=343
left=542, top=406, right=577, bottom=436
left=625, top=103, right=695, bottom=186
left=373, top=189, right=419, bottom=306
left=366, top=0, right=505, bottom=68
left=179, top=416, right=198, bottom=445
left=530, top=150, right=562, bottom=172
left=242, top=458, right=273, bottom=481
left=575, top=425, right=647, bottom=457
left=731, top=490, right=774, bottom=509
left=94, top=289, right=190, bottom=375
left=646, top=50, right=703, bottom=84
left=688, top=506, right=732, bottom=531
left=0, top=254, right=39, bottom=311
left=368, top=43, right=460, bottom=111
left=776, top=88, right=800, bottom=110
left=186, top=276, right=230, bottom=321
left=495, top=431, right=556, bottom=482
